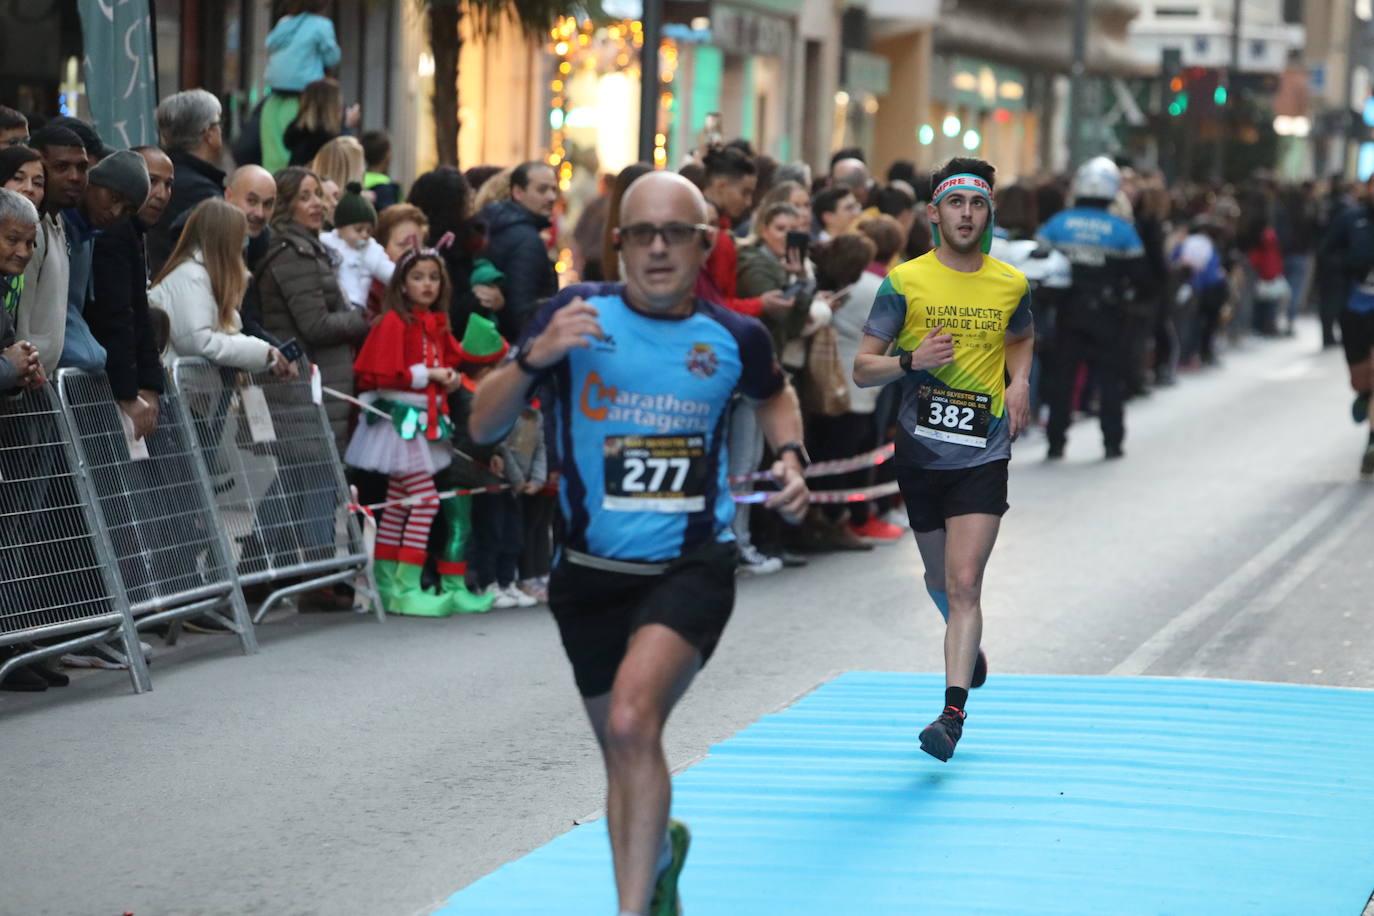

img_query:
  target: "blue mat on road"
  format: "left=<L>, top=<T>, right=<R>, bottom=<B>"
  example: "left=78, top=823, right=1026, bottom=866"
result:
left=436, top=672, right=1374, bottom=915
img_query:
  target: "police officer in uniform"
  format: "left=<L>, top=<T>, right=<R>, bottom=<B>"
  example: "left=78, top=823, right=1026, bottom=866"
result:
left=1037, top=157, right=1147, bottom=460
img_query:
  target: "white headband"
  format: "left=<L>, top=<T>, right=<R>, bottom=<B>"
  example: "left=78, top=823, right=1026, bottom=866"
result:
left=932, top=174, right=992, bottom=203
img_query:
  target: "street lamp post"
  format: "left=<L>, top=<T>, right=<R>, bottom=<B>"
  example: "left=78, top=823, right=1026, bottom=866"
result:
left=1212, top=0, right=1242, bottom=181
left=638, top=0, right=663, bottom=165
left=1068, top=0, right=1089, bottom=168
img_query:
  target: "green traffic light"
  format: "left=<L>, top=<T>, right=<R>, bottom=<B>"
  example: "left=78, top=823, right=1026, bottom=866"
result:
left=1214, top=86, right=1227, bottom=105
left=1169, top=91, right=1188, bottom=116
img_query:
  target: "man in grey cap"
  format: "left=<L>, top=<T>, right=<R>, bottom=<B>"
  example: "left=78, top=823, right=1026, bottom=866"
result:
left=59, top=148, right=149, bottom=372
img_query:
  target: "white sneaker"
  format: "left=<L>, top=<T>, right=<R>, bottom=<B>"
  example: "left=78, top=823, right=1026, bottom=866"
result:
left=881, top=508, right=911, bottom=530
left=737, top=544, right=783, bottom=575
left=485, top=584, right=518, bottom=609
left=502, top=583, right=538, bottom=608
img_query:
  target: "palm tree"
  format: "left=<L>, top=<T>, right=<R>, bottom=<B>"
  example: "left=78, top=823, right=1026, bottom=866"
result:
left=422, top=0, right=598, bottom=167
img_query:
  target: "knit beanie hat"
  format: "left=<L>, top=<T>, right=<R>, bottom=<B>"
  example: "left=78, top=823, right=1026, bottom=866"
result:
left=334, top=182, right=377, bottom=228
left=89, top=150, right=150, bottom=208
left=456, top=314, right=509, bottom=365
left=46, top=116, right=114, bottom=159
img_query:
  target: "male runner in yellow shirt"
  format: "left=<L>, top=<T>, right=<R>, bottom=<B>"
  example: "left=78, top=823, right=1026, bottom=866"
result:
left=854, top=157, right=1034, bottom=761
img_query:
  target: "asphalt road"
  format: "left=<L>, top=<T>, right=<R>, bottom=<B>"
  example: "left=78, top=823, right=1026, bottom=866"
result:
left=3, top=321, right=1372, bottom=916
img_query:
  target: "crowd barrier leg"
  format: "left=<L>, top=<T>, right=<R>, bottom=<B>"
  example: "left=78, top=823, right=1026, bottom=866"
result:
left=169, top=358, right=374, bottom=623
left=0, top=384, right=150, bottom=694
left=56, top=371, right=257, bottom=657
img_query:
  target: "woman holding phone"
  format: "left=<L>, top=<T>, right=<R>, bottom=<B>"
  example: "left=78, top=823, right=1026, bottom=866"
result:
left=737, top=201, right=815, bottom=357
left=256, top=166, right=369, bottom=452
left=731, top=200, right=817, bottom=575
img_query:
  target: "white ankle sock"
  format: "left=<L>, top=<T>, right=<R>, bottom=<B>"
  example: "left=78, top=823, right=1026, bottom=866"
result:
left=655, top=830, right=673, bottom=876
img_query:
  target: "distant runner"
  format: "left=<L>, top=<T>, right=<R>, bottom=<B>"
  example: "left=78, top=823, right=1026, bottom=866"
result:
left=853, top=157, right=1034, bottom=762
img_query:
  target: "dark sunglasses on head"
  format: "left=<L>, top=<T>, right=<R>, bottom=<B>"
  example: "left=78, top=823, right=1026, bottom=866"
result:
left=619, top=221, right=713, bottom=248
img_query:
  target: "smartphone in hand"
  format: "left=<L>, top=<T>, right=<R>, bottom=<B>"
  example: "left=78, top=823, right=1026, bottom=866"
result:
left=279, top=338, right=305, bottom=363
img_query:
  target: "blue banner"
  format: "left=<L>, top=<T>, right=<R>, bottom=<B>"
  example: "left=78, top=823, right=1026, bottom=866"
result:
left=77, top=0, right=159, bottom=149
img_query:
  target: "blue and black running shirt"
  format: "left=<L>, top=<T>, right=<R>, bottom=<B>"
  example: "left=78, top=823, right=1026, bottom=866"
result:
left=520, top=283, right=784, bottom=563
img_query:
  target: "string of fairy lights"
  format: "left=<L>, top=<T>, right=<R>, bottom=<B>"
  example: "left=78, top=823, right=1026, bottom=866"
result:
left=545, top=15, right=679, bottom=181
left=543, top=16, right=680, bottom=275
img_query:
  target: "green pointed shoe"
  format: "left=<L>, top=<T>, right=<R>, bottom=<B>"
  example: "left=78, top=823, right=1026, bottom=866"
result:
left=389, top=561, right=454, bottom=617
left=649, top=819, right=690, bottom=916
left=440, top=575, right=495, bottom=614
left=372, top=559, right=399, bottom=611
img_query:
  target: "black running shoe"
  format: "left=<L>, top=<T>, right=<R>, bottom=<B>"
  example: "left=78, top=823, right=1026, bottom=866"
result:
left=1046, top=445, right=1064, bottom=460
left=1352, top=392, right=1370, bottom=424
left=919, top=706, right=966, bottom=762
left=1361, top=442, right=1374, bottom=478
left=971, top=650, right=988, bottom=689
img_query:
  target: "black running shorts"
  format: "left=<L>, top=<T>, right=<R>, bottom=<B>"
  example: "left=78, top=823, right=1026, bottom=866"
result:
left=1342, top=310, right=1374, bottom=368
left=548, top=540, right=738, bottom=698
left=896, top=459, right=1010, bottom=533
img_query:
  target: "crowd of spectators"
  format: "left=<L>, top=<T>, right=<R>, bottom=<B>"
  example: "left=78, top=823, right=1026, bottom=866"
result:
left=0, top=27, right=1351, bottom=688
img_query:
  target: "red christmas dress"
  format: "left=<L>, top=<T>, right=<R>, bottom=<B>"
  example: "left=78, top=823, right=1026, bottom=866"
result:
left=344, top=308, right=464, bottom=476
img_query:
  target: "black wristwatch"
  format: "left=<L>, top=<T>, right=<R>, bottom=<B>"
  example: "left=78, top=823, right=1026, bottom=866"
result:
left=514, top=339, right=545, bottom=376
left=898, top=350, right=914, bottom=373
left=777, top=441, right=810, bottom=469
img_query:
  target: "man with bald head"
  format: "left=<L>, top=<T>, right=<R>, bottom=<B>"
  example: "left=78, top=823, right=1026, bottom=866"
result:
left=223, top=166, right=281, bottom=343
left=471, top=171, right=808, bottom=916
left=225, top=165, right=277, bottom=247
left=831, top=156, right=872, bottom=207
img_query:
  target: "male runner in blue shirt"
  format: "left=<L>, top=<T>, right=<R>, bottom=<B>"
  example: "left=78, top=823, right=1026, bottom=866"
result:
left=471, top=171, right=809, bottom=915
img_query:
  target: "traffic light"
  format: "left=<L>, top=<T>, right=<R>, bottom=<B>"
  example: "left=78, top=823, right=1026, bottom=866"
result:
left=1214, top=85, right=1228, bottom=105
left=1169, top=91, right=1188, bottom=116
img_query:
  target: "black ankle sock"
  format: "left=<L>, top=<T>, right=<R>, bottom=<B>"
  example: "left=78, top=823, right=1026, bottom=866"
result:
left=945, top=686, right=968, bottom=712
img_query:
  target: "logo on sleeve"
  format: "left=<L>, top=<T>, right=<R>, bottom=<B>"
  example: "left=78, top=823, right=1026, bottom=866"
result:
left=686, top=343, right=718, bottom=378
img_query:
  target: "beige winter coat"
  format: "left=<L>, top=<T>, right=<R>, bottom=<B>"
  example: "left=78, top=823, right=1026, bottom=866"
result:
left=17, top=213, right=70, bottom=375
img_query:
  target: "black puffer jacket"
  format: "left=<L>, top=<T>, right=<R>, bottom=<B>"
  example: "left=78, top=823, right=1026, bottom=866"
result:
left=478, top=199, right=558, bottom=341
left=255, top=222, right=369, bottom=451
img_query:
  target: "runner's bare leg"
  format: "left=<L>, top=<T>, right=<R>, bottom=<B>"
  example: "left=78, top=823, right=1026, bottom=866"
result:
left=583, top=624, right=701, bottom=914
left=918, top=514, right=1001, bottom=687
left=913, top=529, right=948, bottom=596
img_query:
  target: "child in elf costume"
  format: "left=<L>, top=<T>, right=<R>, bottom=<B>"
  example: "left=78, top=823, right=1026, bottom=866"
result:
left=344, top=248, right=493, bottom=615
left=449, top=314, right=543, bottom=608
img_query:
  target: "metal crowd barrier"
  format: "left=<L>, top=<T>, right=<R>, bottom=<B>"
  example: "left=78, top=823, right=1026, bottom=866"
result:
left=0, top=385, right=150, bottom=693
left=56, top=370, right=257, bottom=654
left=170, top=358, right=377, bottom=622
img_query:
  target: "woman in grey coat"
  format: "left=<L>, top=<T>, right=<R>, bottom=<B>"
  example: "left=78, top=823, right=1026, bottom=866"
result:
left=256, top=166, right=368, bottom=451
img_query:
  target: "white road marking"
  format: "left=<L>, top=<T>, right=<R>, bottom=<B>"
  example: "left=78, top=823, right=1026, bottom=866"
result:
left=1109, top=486, right=1352, bottom=676
left=1178, top=493, right=1374, bottom=677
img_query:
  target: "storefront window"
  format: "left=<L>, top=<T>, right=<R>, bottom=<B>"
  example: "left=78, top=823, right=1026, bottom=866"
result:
left=0, top=0, right=82, bottom=115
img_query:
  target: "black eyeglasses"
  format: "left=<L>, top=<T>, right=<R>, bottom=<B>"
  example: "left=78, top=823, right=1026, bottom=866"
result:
left=619, top=222, right=712, bottom=248
left=4, top=136, right=30, bottom=147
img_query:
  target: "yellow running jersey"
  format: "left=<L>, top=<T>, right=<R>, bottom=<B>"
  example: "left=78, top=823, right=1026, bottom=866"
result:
left=862, top=251, right=1033, bottom=469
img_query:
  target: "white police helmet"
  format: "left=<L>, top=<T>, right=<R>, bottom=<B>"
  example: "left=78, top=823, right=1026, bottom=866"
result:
left=1071, top=156, right=1121, bottom=203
